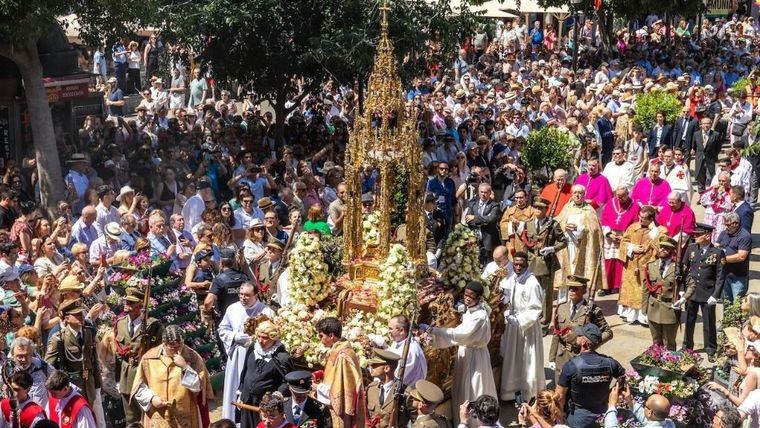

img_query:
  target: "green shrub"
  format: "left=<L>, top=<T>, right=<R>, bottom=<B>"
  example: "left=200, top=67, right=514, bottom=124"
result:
left=729, top=77, right=750, bottom=97
left=522, top=127, right=579, bottom=180
left=633, top=91, right=682, bottom=130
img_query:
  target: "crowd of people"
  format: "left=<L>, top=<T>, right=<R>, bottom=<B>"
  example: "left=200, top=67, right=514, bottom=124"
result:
left=0, top=7, right=758, bottom=428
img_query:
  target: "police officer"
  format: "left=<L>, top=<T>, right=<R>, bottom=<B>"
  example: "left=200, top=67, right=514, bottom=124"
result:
left=282, top=371, right=331, bottom=427
left=556, top=323, right=626, bottom=428
left=549, top=275, right=612, bottom=383
left=366, top=348, right=408, bottom=428
left=523, top=197, right=567, bottom=331
left=203, top=247, right=248, bottom=316
left=644, top=236, right=696, bottom=351
left=409, top=380, right=450, bottom=428
left=682, top=223, right=726, bottom=361
left=114, top=286, right=163, bottom=424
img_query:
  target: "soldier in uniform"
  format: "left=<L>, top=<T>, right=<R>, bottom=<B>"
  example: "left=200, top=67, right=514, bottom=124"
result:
left=114, top=286, right=163, bottom=424
left=522, top=197, right=567, bottom=332
left=682, top=223, right=726, bottom=362
left=643, top=236, right=696, bottom=350
left=548, top=276, right=612, bottom=384
left=44, top=298, right=102, bottom=405
left=257, top=240, right=286, bottom=305
left=409, top=379, right=450, bottom=428
left=282, top=370, right=331, bottom=427
left=366, top=348, right=408, bottom=428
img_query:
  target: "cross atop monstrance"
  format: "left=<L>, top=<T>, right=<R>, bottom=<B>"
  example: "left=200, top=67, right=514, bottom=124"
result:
left=342, top=0, right=426, bottom=282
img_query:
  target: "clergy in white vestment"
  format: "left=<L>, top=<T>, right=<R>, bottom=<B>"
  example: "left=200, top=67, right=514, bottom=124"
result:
left=423, top=281, right=497, bottom=426
left=387, top=315, right=428, bottom=387
left=481, top=245, right=513, bottom=289
left=602, top=149, right=636, bottom=191
left=499, top=252, right=545, bottom=401
left=218, top=282, right=275, bottom=421
left=661, top=147, right=693, bottom=203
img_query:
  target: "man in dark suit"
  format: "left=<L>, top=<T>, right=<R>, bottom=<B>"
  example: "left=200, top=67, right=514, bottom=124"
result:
left=596, top=108, right=616, bottom=165
left=693, top=117, right=722, bottom=193
left=283, top=371, right=331, bottom=427
left=464, top=183, right=502, bottom=263
left=647, top=111, right=673, bottom=156
left=424, top=193, right=447, bottom=250
left=682, top=223, right=726, bottom=361
left=671, top=107, right=697, bottom=163
left=731, top=186, right=754, bottom=233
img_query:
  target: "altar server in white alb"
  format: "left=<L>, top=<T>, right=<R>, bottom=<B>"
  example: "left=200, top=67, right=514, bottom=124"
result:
left=499, top=251, right=545, bottom=402
left=217, top=281, right=275, bottom=421
left=422, top=281, right=496, bottom=425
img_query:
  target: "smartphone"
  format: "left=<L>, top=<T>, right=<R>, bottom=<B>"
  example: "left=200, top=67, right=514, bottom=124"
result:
left=41, top=295, right=53, bottom=309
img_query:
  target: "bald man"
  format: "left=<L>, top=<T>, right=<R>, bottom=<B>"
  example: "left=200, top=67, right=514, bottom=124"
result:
left=606, top=382, right=674, bottom=427
left=540, top=168, right=572, bottom=216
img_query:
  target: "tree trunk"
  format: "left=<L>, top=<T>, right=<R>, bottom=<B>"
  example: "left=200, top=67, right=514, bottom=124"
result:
left=274, top=90, right=287, bottom=146
left=2, top=36, right=65, bottom=218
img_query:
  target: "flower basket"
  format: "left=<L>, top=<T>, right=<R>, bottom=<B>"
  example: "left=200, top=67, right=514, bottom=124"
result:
left=630, top=355, right=688, bottom=383
left=113, top=258, right=173, bottom=277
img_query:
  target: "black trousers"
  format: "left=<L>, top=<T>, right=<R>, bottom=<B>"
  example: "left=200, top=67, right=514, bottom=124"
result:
left=683, top=299, right=717, bottom=355
left=695, top=154, right=716, bottom=193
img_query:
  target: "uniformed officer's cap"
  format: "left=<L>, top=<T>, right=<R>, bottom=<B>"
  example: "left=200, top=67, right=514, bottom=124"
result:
left=366, top=348, right=401, bottom=366
left=533, top=197, right=550, bottom=209
left=59, top=299, right=85, bottom=316
left=124, top=286, right=145, bottom=303
left=194, top=248, right=213, bottom=263
left=219, top=247, right=236, bottom=260
left=573, top=323, right=602, bottom=346
left=658, top=236, right=678, bottom=250
left=694, top=222, right=714, bottom=235
left=266, top=240, right=285, bottom=252
left=566, top=275, right=589, bottom=288
left=285, top=370, right=313, bottom=394
left=408, top=379, right=444, bottom=405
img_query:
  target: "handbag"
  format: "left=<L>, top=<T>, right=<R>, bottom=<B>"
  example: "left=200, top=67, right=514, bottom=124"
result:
left=732, top=121, right=748, bottom=137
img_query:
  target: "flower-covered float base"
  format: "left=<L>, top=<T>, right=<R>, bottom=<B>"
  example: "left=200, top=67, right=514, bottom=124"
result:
left=107, top=261, right=225, bottom=388
left=618, top=345, right=715, bottom=427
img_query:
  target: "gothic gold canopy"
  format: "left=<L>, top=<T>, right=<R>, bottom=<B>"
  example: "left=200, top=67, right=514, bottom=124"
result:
left=343, top=1, right=426, bottom=276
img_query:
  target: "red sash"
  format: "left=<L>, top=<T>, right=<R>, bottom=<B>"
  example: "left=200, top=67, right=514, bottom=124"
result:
left=1, top=399, right=46, bottom=428
left=48, top=393, right=92, bottom=428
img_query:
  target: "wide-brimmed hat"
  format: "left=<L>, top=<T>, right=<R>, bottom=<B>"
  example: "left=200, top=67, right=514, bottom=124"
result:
left=66, top=153, right=89, bottom=164
left=58, top=276, right=84, bottom=292
left=257, top=197, right=275, bottom=210
left=116, top=185, right=135, bottom=202
left=104, top=222, right=122, bottom=240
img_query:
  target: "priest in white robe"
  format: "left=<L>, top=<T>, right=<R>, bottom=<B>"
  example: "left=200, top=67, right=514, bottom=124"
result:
left=499, top=251, right=545, bottom=402
left=423, top=281, right=497, bottom=425
left=218, top=282, right=275, bottom=421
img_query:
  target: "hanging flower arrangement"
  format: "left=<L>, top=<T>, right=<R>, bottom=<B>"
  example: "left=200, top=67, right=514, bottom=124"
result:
left=274, top=304, right=332, bottom=368
left=376, top=244, right=418, bottom=323
left=289, top=233, right=331, bottom=306
left=362, top=212, right=381, bottom=248
left=439, top=224, right=481, bottom=289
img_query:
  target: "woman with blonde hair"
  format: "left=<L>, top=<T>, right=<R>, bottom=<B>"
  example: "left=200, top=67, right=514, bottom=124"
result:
left=242, top=218, right=267, bottom=266
left=517, top=389, right=564, bottom=427
left=742, top=293, right=760, bottom=317
left=33, top=238, right=68, bottom=280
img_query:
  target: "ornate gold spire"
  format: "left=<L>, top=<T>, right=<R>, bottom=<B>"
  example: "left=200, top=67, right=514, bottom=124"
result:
left=343, top=0, right=426, bottom=276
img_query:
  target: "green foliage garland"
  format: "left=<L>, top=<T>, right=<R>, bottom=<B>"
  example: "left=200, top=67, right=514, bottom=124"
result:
left=633, top=92, right=682, bottom=130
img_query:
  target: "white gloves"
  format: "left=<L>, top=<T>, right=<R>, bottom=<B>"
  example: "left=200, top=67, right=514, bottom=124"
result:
left=234, top=333, right=252, bottom=345
left=368, top=333, right=387, bottom=348
left=539, top=246, right=555, bottom=256
left=707, top=296, right=718, bottom=306
left=548, top=362, right=556, bottom=371
left=455, top=302, right=466, bottom=313
left=505, top=314, right=518, bottom=324
left=671, top=298, right=686, bottom=309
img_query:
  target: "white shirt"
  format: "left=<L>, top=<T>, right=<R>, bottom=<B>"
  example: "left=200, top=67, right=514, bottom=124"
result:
left=739, top=389, right=760, bottom=428
left=233, top=207, right=264, bottom=230
left=182, top=194, right=206, bottom=231
left=389, top=336, right=428, bottom=387
left=95, top=202, right=121, bottom=237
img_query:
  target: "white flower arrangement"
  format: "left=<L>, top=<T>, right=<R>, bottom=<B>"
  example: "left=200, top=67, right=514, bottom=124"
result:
left=376, top=244, right=418, bottom=322
left=274, top=304, right=332, bottom=367
left=288, top=233, right=331, bottom=306
left=439, top=224, right=481, bottom=289
left=362, top=212, right=381, bottom=248
left=343, top=311, right=389, bottom=367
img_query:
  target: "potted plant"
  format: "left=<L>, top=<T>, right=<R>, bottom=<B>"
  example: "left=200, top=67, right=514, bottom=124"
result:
left=633, top=91, right=682, bottom=130
left=521, top=127, right=579, bottom=185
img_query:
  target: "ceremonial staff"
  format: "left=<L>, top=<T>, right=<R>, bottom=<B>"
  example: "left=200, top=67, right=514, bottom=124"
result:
left=137, top=262, right=153, bottom=357
left=583, top=248, right=602, bottom=325
left=1, top=360, right=19, bottom=428
left=389, top=308, right=418, bottom=428
left=672, top=217, right=686, bottom=329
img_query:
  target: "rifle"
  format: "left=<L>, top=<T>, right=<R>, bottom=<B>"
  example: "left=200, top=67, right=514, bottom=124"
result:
left=232, top=401, right=260, bottom=413
left=389, top=308, right=418, bottom=428
left=583, top=249, right=602, bottom=325
left=137, top=262, right=153, bottom=358
left=672, top=217, right=686, bottom=303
